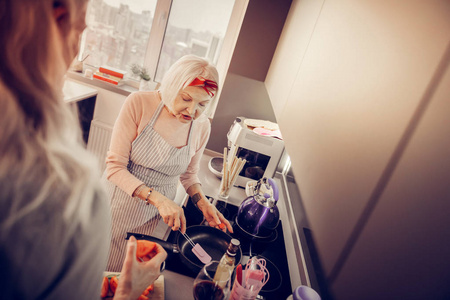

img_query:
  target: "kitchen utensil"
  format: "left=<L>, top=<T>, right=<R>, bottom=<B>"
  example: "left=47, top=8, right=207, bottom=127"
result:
left=208, top=156, right=223, bottom=178
left=244, top=257, right=269, bottom=290
left=252, top=127, right=283, bottom=140
left=243, top=119, right=279, bottom=131
left=127, top=225, right=242, bottom=275
left=193, top=260, right=231, bottom=300
left=236, top=177, right=280, bottom=238
left=227, top=117, right=285, bottom=188
left=230, top=257, right=269, bottom=300
left=240, top=254, right=282, bottom=293
left=179, top=230, right=212, bottom=264
left=236, top=264, right=243, bottom=285
left=219, top=147, right=247, bottom=199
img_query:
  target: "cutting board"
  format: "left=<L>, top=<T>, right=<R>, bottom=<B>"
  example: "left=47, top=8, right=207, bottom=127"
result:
left=102, top=272, right=164, bottom=300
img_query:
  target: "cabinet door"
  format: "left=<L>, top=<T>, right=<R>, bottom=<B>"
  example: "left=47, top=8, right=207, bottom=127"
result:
left=271, top=0, right=450, bottom=294
left=266, top=0, right=325, bottom=119
left=334, top=60, right=450, bottom=299
left=228, top=0, right=292, bottom=81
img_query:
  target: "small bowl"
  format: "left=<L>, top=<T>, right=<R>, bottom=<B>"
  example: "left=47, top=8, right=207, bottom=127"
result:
left=208, top=157, right=223, bottom=178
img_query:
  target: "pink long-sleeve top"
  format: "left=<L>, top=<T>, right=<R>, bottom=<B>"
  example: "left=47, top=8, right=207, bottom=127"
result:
left=105, top=91, right=211, bottom=197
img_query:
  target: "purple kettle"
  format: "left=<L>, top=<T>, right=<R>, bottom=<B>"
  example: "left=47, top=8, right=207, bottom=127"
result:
left=236, top=177, right=280, bottom=238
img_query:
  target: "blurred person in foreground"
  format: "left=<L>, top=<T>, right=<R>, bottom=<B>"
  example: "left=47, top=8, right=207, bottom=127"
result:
left=104, top=55, right=232, bottom=271
left=0, top=0, right=166, bottom=299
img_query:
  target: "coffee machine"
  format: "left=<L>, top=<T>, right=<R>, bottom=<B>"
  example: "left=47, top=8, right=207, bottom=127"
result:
left=226, top=117, right=285, bottom=188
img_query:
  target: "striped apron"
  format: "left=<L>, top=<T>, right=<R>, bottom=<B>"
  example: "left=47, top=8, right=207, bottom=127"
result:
left=105, top=100, right=193, bottom=271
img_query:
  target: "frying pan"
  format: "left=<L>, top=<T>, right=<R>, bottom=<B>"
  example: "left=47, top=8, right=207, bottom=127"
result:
left=127, top=225, right=242, bottom=274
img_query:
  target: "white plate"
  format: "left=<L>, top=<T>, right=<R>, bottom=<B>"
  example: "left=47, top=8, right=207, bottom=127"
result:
left=208, top=156, right=223, bottom=178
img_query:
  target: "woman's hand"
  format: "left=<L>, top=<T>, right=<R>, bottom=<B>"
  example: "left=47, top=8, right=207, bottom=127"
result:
left=113, top=236, right=167, bottom=300
left=151, top=191, right=187, bottom=233
left=197, top=199, right=233, bottom=233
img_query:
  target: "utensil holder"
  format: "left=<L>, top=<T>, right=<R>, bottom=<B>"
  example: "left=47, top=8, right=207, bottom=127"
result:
left=229, top=277, right=262, bottom=300
left=218, top=175, right=231, bottom=200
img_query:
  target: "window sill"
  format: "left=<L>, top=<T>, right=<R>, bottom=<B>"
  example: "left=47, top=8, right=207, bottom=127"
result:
left=66, top=70, right=138, bottom=97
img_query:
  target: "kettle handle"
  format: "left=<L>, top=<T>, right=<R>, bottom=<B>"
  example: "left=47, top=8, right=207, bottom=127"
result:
left=267, top=177, right=279, bottom=202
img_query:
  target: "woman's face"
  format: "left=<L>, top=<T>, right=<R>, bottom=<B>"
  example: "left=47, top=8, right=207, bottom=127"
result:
left=71, top=3, right=88, bottom=57
left=58, top=1, right=88, bottom=67
left=170, top=86, right=212, bottom=123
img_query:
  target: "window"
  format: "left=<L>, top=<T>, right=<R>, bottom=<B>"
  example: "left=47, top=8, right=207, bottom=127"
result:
left=79, top=0, right=239, bottom=84
left=80, top=0, right=158, bottom=81
left=153, top=0, right=235, bottom=82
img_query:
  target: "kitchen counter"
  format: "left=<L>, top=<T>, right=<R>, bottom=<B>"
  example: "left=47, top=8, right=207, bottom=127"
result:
left=164, top=270, right=195, bottom=300
left=161, top=149, right=300, bottom=300
left=63, top=78, right=98, bottom=103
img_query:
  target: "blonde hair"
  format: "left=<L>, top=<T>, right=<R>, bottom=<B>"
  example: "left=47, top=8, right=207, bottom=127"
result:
left=0, top=0, right=102, bottom=237
left=159, top=55, right=220, bottom=113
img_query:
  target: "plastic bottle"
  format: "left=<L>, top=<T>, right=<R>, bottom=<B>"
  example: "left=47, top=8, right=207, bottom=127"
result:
left=213, top=238, right=241, bottom=285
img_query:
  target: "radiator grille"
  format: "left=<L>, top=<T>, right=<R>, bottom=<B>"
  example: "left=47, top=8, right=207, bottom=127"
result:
left=87, top=120, right=113, bottom=173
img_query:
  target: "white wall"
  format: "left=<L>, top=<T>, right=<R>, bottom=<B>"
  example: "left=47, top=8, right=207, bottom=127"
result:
left=91, top=87, right=127, bottom=126
left=206, top=72, right=277, bottom=153
left=266, top=0, right=450, bottom=299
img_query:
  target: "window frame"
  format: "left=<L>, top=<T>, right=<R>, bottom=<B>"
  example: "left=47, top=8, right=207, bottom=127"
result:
left=79, top=0, right=249, bottom=117
left=143, top=0, right=172, bottom=83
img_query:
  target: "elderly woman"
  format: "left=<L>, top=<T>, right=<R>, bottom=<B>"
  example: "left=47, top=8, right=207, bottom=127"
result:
left=0, top=0, right=166, bottom=299
left=105, top=55, right=233, bottom=271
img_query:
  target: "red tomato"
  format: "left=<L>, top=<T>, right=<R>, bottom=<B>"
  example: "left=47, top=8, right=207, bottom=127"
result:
left=110, top=276, right=119, bottom=294
left=100, top=276, right=109, bottom=298
left=136, top=240, right=157, bottom=259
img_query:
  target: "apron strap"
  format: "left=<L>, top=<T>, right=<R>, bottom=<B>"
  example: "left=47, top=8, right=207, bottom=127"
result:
left=149, top=97, right=165, bottom=126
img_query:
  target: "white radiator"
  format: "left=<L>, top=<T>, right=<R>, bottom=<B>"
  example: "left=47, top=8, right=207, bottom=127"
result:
left=87, top=120, right=113, bottom=173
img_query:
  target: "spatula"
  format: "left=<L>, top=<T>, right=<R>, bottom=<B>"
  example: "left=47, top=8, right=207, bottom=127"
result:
left=180, top=230, right=212, bottom=264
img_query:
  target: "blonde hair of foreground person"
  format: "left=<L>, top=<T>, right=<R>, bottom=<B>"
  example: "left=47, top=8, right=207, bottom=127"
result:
left=0, top=0, right=110, bottom=296
left=0, top=2, right=167, bottom=300
left=159, top=54, right=220, bottom=115
left=0, top=0, right=100, bottom=235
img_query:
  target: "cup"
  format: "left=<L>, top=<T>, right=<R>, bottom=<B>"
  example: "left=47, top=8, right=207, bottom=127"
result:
left=219, top=147, right=247, bottom=200
left=229, top=276, right=262, bottom=300
left=193, top=261, right=232, bottom=300
left=84, top=68, right=93, bottom=78
left=230, top=256, right=268, bottom=300
left=218, top=176, right=231, bottom=200
left=70, top=59, right=84, bottom=72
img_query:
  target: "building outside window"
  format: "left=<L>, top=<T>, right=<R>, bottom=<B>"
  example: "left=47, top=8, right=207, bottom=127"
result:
left=79, top=0, right=236, bottom=83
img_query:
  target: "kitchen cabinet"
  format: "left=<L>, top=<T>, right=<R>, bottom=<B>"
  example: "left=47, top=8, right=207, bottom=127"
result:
left=63, top=79, right=98, bottom=144
left=265, top=0, right=450, bottom=298
left=206, top=0, right=292, bottom=153
left=227, top=0, right=292, bottom=81
left=265, top=0, right=324, bottom=119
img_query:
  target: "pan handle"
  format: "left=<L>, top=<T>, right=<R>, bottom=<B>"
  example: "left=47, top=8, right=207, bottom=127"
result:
left=126, top=232, right=179, bottom=254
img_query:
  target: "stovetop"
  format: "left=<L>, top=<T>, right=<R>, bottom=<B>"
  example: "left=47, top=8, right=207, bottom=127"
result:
left=164, top=198, right=292, bottom=300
